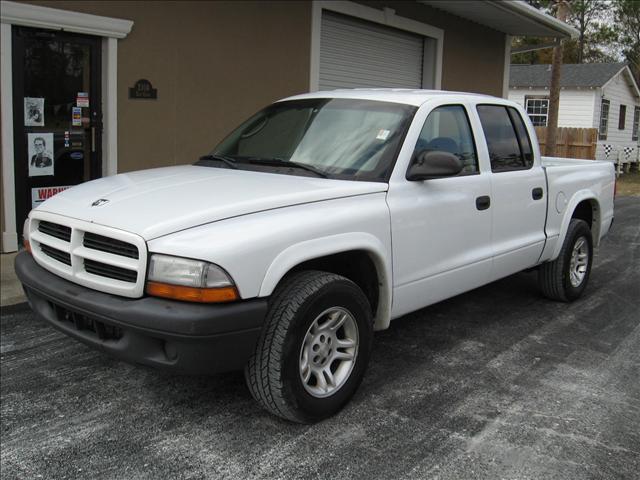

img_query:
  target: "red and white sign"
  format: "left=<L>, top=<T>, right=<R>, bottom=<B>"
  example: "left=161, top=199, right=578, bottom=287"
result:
left=31, top=186, right=71, bottom=209
left=76, top=92, right=89, bottom=108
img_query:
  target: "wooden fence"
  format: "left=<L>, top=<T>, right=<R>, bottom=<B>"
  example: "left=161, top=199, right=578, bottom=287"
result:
left=534, top=127, right=598, bottom=160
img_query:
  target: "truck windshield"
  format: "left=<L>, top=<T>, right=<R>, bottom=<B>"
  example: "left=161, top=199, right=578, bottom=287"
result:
left=199, top=98, right=417, bottom=182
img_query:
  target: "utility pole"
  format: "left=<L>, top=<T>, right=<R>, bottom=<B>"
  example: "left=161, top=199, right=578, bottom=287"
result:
left=545, top=0, right=570, bottom=157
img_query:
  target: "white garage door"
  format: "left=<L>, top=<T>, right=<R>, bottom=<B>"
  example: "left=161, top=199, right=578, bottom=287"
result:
left=319, top=11, right=426, bottom=90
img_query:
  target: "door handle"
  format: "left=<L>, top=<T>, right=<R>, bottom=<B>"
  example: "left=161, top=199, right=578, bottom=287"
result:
left=532, top=187, right=544, bottom=200
left=91, top=126, right=96, bottom=153
left=476, top=195, right=491, bottom=211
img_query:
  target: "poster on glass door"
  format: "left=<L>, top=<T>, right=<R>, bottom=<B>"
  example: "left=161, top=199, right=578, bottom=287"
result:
left=27, top=132, right=54, bottom=177
left=24, top=97, right=45, bottom=126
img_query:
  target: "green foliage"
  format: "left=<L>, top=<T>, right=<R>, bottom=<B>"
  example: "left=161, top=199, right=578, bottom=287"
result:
left=612, top=0, right=640, bottom=82
left=512, top=0, right=619, bottom=65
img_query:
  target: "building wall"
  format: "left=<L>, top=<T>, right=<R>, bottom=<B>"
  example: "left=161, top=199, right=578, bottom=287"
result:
left=2, top=0, right=510, bottom=251
left=357, top=1, right=507, bottom=97
left=21, top=0, right=313, bottom=173
left=509, top=88, right=597, bottom=128
left=595, top=71, right=640, bottom=161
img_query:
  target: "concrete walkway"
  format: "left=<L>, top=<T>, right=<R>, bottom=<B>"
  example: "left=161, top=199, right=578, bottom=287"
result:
left=1, top=252, right=26, bottom=307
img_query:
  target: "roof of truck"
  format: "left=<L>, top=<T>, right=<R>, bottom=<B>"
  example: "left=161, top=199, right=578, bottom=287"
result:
left=281, top=89, right=502, bottom=107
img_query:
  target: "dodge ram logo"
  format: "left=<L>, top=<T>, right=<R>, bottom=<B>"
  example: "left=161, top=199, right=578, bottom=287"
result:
left=91, top=198, right=109, bottom=207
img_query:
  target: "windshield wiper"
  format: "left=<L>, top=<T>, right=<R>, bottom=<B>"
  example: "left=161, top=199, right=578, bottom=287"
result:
left=243, top=157, right=328, bottom=178
left=197, top=154, right=238, bottom=169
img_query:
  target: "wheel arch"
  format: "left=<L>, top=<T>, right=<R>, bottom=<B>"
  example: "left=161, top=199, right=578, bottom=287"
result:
left=552, top=192, right=601, bottom=260
left=259, top=233, right=392, bottom=330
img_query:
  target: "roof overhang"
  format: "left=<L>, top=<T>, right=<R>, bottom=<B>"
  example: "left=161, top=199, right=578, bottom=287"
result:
left=419, top=0, right=579, bottom=38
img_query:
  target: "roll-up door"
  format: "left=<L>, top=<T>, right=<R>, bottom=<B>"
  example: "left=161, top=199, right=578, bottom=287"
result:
left=319, top=11, right=426, bottom=90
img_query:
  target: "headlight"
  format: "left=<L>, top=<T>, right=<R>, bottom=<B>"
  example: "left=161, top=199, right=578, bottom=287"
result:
left=146, top=254, right=238, bottom=303
left=23, top=217, right=32, bottom=254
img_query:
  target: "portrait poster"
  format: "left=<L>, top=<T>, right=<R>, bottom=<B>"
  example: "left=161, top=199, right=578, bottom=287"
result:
left=24, top=97, right=45, bottom=126
left=28, top=132, right=54, bottom=177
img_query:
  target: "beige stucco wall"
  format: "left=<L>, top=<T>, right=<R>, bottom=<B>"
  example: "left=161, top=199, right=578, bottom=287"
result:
left=2, top=0, right=507, bottom=251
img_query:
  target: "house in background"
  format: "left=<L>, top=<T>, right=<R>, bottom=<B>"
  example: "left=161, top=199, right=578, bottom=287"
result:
left=509, top=63, right=640, bottom=162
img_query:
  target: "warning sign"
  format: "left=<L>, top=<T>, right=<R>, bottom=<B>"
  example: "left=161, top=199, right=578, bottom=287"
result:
left=31, top=186, right=71, bottom=209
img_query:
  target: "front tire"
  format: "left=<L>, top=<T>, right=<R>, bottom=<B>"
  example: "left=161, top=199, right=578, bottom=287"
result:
left=245, top=270, right=373, bottom=423
left=538, top=219, right=593, bottom=302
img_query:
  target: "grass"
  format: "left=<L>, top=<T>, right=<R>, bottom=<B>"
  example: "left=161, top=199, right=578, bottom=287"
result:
left=617, top=171, right=640, bottom=197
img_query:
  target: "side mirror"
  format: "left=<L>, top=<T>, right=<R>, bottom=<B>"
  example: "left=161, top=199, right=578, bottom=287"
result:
left=406, top=150, right=464, bottom=181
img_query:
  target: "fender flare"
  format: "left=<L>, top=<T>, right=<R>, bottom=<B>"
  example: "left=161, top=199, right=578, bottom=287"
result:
left=551, top=190, right=601, bottom=260
left=258, top=232, right=393, bottom=330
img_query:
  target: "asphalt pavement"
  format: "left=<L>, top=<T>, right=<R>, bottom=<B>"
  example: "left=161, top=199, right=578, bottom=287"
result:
left=1, top=197, right=638, bottom=480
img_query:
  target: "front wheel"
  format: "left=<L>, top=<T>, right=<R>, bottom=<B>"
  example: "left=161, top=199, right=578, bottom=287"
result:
left=245, top=270, right=373, bottom=423
left=538, top=218, right=593, bottom=302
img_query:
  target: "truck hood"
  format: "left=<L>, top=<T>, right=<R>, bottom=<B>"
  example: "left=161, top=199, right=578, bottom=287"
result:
left=36, top=165, right=387, bottom=239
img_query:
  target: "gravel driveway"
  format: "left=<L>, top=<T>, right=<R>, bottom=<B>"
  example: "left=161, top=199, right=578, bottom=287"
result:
left=2, top=197, right=638, bottom=480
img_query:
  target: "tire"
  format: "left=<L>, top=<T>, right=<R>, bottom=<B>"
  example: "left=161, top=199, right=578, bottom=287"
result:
left=538, top=219, right=593, bottom=302
left=245, top=270, right=373, bottom=423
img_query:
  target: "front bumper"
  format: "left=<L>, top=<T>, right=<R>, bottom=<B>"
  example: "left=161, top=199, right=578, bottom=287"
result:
left=15, top=251, right=268, bottom=375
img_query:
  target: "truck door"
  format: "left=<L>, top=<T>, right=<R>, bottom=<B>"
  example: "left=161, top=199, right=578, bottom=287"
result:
left=476, top=105, right=547, bottom=279
left=386, top=104, right=493, bottom=319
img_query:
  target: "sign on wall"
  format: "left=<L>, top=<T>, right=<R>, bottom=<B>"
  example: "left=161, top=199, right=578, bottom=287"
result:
left=129, top=79, right=157, bottom=99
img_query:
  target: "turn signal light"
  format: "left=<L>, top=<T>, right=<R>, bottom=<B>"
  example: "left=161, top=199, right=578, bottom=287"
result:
left=146, top=281, right=239, bottom=303
left=23, top=239, right=32, bottom=254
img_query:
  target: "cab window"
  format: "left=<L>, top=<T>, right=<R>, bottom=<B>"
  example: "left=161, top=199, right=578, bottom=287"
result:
left=413, top=105, right=478, bottom=175
left=477, top=105, right=534, bottom=172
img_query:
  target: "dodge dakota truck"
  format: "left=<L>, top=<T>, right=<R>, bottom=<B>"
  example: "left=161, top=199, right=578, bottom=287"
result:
left=16, top=89, right=615, bottom=423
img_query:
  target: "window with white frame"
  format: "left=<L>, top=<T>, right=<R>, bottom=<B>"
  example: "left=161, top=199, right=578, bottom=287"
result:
left=633, top=106, right=639, bottom=141
left=524, top=96, right=549, bottom=126
left=599, top=99, right=610, bottom=140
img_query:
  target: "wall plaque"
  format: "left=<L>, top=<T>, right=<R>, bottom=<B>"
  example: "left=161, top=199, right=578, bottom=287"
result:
left=129, top=79, right=157, bottom=99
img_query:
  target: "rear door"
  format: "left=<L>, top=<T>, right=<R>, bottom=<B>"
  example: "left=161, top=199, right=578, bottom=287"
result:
left=476, top=104, right=547, bottom=279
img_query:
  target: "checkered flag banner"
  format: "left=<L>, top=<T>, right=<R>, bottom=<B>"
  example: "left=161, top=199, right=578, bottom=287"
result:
left=622, top=146, right=635, bottom=161
left=602, top=144, right=613, bottom=159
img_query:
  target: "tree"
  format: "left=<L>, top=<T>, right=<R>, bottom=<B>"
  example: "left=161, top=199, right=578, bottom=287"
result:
left=570, top=0, right=612, bottom=63
left=511, top=0, right=616, bottom=65
left=546, top=0, right=570, bottom=157
left=612, top=0, right=640, bottom=83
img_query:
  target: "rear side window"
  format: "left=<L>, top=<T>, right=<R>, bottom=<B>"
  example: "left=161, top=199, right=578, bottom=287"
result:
left=507, top=107, right=534, bottom=168
left=477, top=104, right=534, bottom=172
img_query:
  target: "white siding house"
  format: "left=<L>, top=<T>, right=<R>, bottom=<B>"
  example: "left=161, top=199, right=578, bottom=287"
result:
left=509, top=63, right=640, bottom=163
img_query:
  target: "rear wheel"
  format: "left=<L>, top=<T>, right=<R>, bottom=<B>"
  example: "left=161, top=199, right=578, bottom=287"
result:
left=245, top=270, right=373, bottom=423
left=538, top=219, right=593, bottom=302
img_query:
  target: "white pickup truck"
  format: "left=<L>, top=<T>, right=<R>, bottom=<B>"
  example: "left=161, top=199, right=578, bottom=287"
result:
left=16, top=89, right=615, bottom=423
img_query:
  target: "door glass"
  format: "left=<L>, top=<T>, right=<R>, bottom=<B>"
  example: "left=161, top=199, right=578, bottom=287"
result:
left=14, top=27, right=102, bottom=233
left=413, top=105, right=479, bottom=175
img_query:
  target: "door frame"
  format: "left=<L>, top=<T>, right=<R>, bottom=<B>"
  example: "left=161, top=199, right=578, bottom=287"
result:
left=11, top=26, right=104, bottom=236
left=0, top=1, right=133, bottom=252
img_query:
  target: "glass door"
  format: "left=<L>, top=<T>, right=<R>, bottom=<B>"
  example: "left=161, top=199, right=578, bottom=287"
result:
left=12, top=26, right=102, bottom=236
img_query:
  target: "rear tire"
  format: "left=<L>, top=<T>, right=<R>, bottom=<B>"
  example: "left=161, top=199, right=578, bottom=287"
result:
left=538, top=219, right=593, bottom=302
left=245, top=270, right=373, bottom=423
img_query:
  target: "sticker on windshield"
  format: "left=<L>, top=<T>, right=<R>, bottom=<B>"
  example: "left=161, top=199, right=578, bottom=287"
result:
left=376, top=129, right=390, bottom=141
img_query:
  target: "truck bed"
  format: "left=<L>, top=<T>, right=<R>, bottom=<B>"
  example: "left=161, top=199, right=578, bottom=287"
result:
left=538, top=156, right=615, bottom=264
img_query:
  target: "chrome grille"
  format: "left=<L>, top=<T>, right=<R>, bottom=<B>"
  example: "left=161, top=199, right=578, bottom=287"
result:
left=38, top=221, right=71, bottom=242
left=84, top=259, right=137, bottom=283
left=40, top=244, right=71, bottom=266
